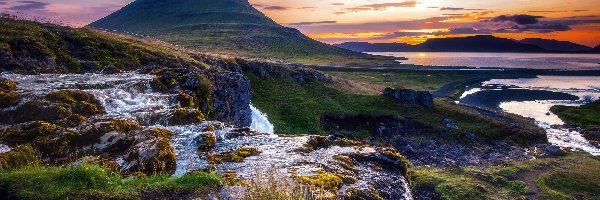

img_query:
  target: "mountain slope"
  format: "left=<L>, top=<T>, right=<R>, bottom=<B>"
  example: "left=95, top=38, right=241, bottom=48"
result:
left=89, top=0, right=391, bottom=66
left=520, top=38, right=592, bottom=52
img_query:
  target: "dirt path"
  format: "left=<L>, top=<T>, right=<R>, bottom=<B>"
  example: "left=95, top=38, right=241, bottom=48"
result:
left=515, top=167, right=552, bottom=200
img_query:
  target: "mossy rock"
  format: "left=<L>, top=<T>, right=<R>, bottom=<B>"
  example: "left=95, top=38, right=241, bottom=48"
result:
left=1, top=121, right=64, bottom=144
left=345, top=187, right=385, bottom=200
left=304, top=135, right=362, bottom=152
left=170, top=108, right=206, bottom=125
left=0, top=78, right=18, bottom=91
left=207, top=147, right=261, bottom=164
left=196, top=133, right=217, bottom=152
left=334, top=155, right=356, bottom=171
left=0, top=90, right=19, bottom=108
left=292, top=169, right=356, bottom=192
left=0, top=145, right=40, bottom=170
left=123, top=138, right=177, bottom=175
left=44, top=90, right=106, bottom=117
left=177, top=90, right=195, bottom=108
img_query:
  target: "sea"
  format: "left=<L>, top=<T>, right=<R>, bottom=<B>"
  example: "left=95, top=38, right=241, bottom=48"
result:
left=368, top=52, right=600, bottom=70
left=367, top=52, right=600, bottom=155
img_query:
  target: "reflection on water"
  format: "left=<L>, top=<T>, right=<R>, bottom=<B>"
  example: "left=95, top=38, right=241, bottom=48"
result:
left=368, top=52, right=600, bottom=70
left=459, top=76, right=600, bottom=155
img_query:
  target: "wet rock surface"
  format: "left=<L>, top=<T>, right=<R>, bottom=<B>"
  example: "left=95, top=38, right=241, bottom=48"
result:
left=0, top=73, right=414, bottom=199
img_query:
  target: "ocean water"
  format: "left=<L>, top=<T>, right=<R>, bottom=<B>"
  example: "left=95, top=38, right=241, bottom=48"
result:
left=459, top=76, right=600, bottom=155
left=368, top=52, right=600, bottom=70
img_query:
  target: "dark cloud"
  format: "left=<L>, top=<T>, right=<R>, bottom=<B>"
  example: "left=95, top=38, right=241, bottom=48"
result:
left=8, top=1, right=49, bottom=10
left=497, top=24, right=571, bottom=33
left=262, top=6, right=290, bottom=11
left=491, top=14, right=544, bottom=25
left=288, top=21, right=337, bottom=26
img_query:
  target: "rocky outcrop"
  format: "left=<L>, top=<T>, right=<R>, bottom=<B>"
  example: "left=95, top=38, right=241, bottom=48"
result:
left=212, top=72, right=252, bottom=127
left=195, top=55, right=333, bottom=84
left=0, top=78, right=19, bottom=108
left=383, top=88, right=434, bottom=108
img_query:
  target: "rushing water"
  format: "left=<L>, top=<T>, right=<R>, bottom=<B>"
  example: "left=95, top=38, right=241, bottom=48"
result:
left=0, top=72, right=413, bottom=199
left=459, top=76, right=600, bottom=155
left=368, top=52, right=600, bottom=70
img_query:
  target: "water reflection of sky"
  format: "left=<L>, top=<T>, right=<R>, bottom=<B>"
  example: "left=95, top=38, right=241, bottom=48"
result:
left=460, top=76, right=600, bottom=155
left=368, top=52, right=600, bottom=70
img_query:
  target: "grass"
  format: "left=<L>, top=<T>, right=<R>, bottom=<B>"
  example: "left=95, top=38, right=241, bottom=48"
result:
left=0, top=17, right=204, bottom=73
left=326, top=71, right=471, bottom=92
left=411, top=153, right=600, bottom=200
left=249, top=72, right=543, bottom=144
left=0, top=164, right=222, bottom=199
left=551, top=100, right=600, bottom=128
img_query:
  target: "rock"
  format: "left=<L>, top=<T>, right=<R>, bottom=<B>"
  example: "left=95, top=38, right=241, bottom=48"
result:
left=0, top=78, right=19, bottom=108
left=383, top=88, right=434, bottom=108
left=444, top=118, right=459, bottom=129
left=545, top=145, right=565, bottom=156
left=212, top=72, right=252, bottom=127
left=169, top=108, right=206, bottom=125
left=0, top=144, right=39, bottom=170
left=121, top=133, right=176, bottom=175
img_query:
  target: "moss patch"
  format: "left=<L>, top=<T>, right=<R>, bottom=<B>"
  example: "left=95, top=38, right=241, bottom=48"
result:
left=292, top=169, right=356, bottom=192
left=207, top=147, right=261, bottom=164
left=0, top=145, right=39, bottom=170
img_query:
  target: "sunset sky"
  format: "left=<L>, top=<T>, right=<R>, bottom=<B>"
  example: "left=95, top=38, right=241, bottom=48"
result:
left=1, top=0, right=600, bottom=46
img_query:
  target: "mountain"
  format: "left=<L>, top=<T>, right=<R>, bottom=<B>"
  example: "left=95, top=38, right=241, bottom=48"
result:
left=89, top=0, right=391, bottom=66
left=519, top=38, right=592, bottom=52
left=337, top=35, right=548, bottom=52
left=595, top=45, right=600, bottom=52
left=417, top=35, right=547, bottom=52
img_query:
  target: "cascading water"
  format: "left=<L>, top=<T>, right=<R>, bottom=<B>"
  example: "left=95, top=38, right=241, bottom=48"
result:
left=250, top=104, right=274, bottom=134
left=1, top=72, right=413, bottom=199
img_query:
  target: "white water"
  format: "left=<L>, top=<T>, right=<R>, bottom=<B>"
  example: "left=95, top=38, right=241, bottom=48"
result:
left=461, top=76, right=600, bottom=155
left=250, top=104, right=274, bottom=134
left=1, top=72, right=413, bottom=199
left=0, top=144, right=11, bottom=154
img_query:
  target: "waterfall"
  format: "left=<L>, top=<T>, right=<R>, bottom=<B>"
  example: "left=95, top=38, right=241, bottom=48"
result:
left=250, top=104, right=274, bottom=134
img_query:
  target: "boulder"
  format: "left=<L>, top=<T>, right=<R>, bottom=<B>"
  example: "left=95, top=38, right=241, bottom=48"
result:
left=212, top=72, right=252, bottom=127
left=383, top=88, right=434, bottom=108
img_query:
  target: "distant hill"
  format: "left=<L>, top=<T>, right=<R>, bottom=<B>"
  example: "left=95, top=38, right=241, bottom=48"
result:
left=336, top=35, right=597, bottom=53
left=89, top=0, right=392, bottom=66
left=519, top=38, right=592, bottom=52
left=595, top=45, right=600, bottom=52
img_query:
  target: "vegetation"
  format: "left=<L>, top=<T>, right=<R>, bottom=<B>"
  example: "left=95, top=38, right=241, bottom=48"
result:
left=0, top=145, right=39, bottom=170
left=551, top=100, right=600, bottom=128
left=411, top=153, right=600, bottom=200
left=326, top=70, right=471, bottom=92
left=249, top=72, right=544, bottom=144
left=0, top=164, right=221, bottom=199
left=207, top=147, right=262, bottom=164
left=0, top=17, right=203, bottom=73
left=292, top=169, right=356, bottom=192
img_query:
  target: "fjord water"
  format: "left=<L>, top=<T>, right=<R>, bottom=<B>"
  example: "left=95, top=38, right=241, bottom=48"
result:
left=369, top=52, right=600, bottom=70
left=0, top=73, right=413, bottom=199
left=459, top=76, right=600, bottom=155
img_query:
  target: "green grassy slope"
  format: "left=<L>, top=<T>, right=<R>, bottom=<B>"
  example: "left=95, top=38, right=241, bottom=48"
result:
left=0, top=17, right=204, bottom=73
left=551, top=100, right=600, bottom=128
left=88, top=0, right=394, bottom=66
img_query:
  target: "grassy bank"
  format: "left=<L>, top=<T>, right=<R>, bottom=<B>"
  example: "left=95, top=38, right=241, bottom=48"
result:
left=326, top=71, right=471, bottom=92
left=0, top=164, right=221, bottom=199
left=249, top=72, right=543, bottom=144
left=551, top=100, right=600, bottom=128
left=412, top=153, right=600, bottom=200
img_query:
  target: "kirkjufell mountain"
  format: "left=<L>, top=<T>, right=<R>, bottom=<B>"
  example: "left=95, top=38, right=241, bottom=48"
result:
left=89, top=0, right=386, bottom=65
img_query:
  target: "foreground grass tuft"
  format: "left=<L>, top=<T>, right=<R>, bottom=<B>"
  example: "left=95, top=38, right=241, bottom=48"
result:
left=0, top=164, right=221, bottom=199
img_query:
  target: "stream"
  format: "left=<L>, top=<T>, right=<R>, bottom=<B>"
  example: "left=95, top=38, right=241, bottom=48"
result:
left=459, top=76, right=600, bottom=155
left=0, top=72, right=413, bottom=199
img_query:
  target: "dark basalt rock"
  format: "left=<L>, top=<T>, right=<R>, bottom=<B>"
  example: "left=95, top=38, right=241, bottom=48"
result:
left=383, top=88, right=434, bottom=108
left=212, top=72, right=252, bottom=127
